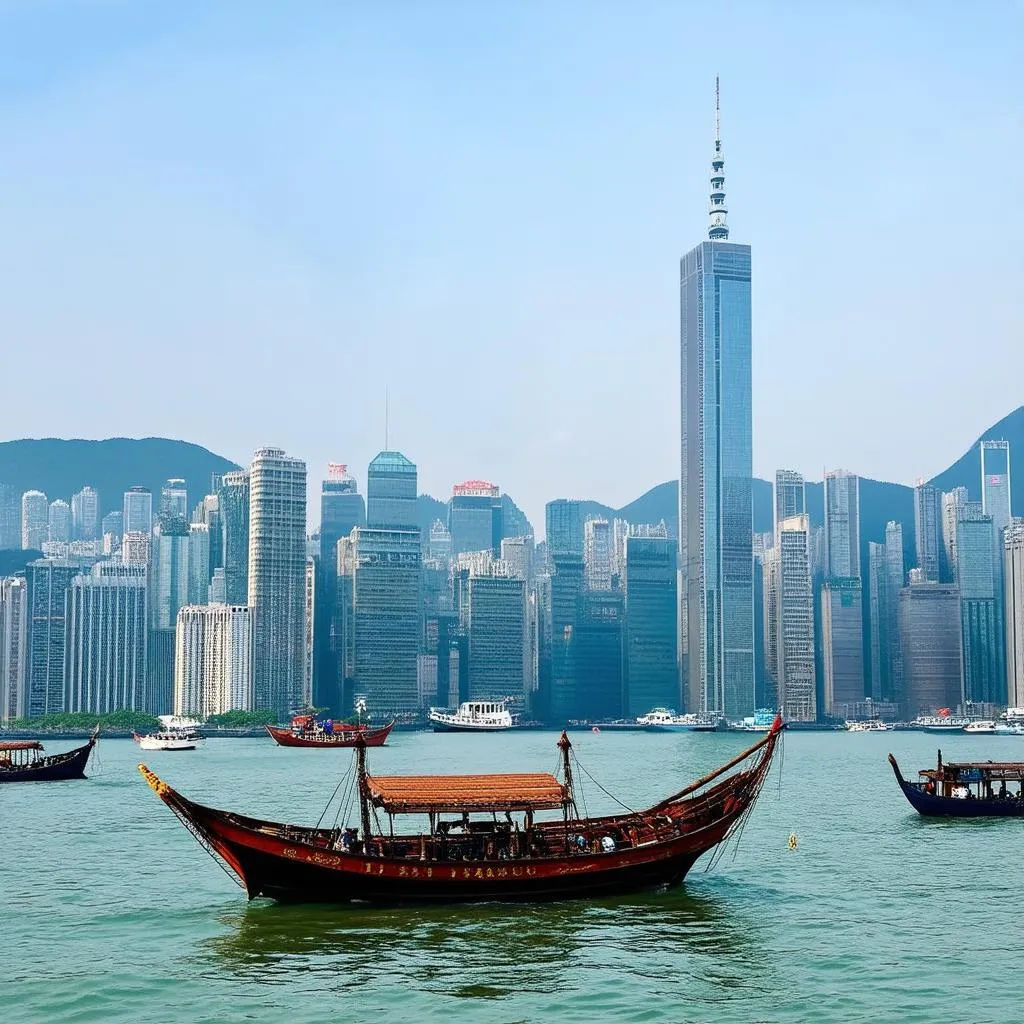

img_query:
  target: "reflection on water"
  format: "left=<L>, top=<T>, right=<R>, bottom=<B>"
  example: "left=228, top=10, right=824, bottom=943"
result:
left=201, top=885, right=766, bottom=1002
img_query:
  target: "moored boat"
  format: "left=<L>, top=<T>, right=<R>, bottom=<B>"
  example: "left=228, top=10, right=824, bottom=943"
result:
left=913, top=714, right=971, bottom=732
left=428, top=700, right=514, bottom=732
left=0, top=728, right=98, bottom=783
left=635, top=708, right=724, bottom=732
left=963, top=720, right=997, bottom=734
left=134, top=716, right=204, bottom=751
left=889, top=750, right=1024, bottom=817
left=266, top=716, right=394, bottom=748
left=139, top=716, right=785, bottom=905
left=846, top=720, right=890, bottom=733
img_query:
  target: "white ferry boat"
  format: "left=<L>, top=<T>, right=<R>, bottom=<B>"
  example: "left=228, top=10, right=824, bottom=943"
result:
left=635, top=708, right=724, bottom=732
left=913, top=714, right=971, bottom=732
left=134, top=716, right=204, bottom=751
left=428, top=700, right=514, bottom=732
left=964, top=720, right=998, bottom=734
left=846, top=720, right=890, bottom=733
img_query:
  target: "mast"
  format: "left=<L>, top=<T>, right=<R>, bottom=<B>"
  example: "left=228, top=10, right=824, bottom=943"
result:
left=557, top=731, right=579, bottom=819
left=355, top=737, right=373, bottom=848
left=708, top=76, right=729, bottom=241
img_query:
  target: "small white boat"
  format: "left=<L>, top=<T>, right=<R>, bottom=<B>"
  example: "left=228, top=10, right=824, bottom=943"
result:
left=428, top=700, right=514, bottom=732
left=134, top=716, right=204, bottom=751
left=914, top=715, right=972, bottom=732
left=636, top=708, right=723, bottom=732
left=964, top=720, right=998, bottom=734
left=846, top=720, right=890, bottom=733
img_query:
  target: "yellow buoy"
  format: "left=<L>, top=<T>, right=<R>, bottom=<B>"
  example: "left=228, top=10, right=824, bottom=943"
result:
left=787, top=832, right=798, bottom=851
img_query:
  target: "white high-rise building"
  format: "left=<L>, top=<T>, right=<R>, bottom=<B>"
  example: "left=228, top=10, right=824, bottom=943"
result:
left=774, top=515, right=816, bottom=722
left=21, top=490, right=49, bottom=550
left=123, top=487, right=153, bottom=535
left=981, top=441, right=1011, bottom=541
left=941, top=487, right=969, bottom=583
left=583, top=518, right=613, bottom=591
left=48, top=499, right=72, bottom=544
left=174, top=604, right=254, bottom=717
left=71, top=486, right=100, bottom=542
left=824, top=471, right=860, bottom=578
left=0, top=577, right=28, bottom=722
left=914, top=480, right=942, bottom=583
left=248, top=447, right=307, bottom=716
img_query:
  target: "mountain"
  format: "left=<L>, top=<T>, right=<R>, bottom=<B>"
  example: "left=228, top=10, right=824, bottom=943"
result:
left=0, top=438, right=241, bottom=520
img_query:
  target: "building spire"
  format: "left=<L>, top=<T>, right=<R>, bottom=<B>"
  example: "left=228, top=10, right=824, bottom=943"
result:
left=708, top=76, right=729, bottom=241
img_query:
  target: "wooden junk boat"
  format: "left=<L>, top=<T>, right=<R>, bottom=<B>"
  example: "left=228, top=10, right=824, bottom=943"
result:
left=139, top=716, right=783, bottom=904
left=266, top=715, right=394, bottom=749
left=889, top=750, right=1024, bottom=817
left=0, top=728, right=98, bottom=783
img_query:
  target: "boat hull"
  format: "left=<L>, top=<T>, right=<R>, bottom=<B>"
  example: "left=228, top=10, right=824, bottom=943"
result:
left=135, top=737, right=200, bottom=751
left=0, top=736, right=96, bottom=783
left=266, top=721, right=394, bottom=748
left=888, top=754, right=1024, bottom=817
left=430, top=721, right=513, bottom=733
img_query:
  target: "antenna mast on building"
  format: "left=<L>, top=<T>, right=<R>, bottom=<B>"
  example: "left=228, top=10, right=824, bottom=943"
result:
left=708, top=76, right=729, bottom=241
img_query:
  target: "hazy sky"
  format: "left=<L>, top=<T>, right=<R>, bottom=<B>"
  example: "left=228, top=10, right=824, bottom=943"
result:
left=2, top=2, right=1022, bottom=531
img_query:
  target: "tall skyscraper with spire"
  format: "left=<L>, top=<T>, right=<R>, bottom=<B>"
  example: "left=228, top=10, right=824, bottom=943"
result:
left=680, top=79, right=754, bottom=718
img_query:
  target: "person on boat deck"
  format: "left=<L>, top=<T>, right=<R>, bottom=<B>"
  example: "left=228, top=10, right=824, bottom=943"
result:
left=999, top=782, right=1008, bottom=799
left=924, top=781, right=936, bottom=795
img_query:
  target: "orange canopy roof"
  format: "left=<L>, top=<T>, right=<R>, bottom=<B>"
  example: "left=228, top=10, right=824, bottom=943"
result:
left=365, top=772, right=566, bottom=814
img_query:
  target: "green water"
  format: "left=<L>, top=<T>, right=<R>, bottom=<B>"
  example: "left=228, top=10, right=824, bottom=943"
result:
left=2, top=729, right=1020, bottom=1023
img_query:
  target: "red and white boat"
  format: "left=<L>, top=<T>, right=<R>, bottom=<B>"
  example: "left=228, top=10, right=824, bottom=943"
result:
left=266, top=715, right=394, bottom=749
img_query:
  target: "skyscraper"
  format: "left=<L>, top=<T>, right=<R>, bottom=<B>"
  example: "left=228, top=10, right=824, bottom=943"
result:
left=868, top=541, right=887, bottom=702
left=123, top=486, right=153, bottom=535
left=899, top=582, right=962, bottom=716
left=774, top=470, right=806, bottom=528
left=65, top=563, right=148, bottom=713
left=773, top=515, right=816, bottom=722
left=174, top=604, right=253, bottom=717
left=941, top=486, right=968, bottom=583
left=465, top=569, right=527, bottom=702
left=429, top=520, right=453, bottom=567
left=160, top=478, right=188, bottom=522
left=21, top=490, right=48, bottom=550
left=151, top=519, right=191, bottom=629
left=48, top=500, right=72, bottom=545
left=1005, top=520, right=1024, bottom=708
left=547, top=553, right=585, bottom=721
left=366, top=451, right=417, bottom=530
left=980, top=440, right=1011, bottom=541
left=821, top=577, right=864, bottom=717
left=0, top=576, right=28, bottom=722
left=574, top=590, right=624, bottom=721
left=956, top=502, right=1003, bottom=705
left=449, top=481, right=502, bottom=558
left=71, top=486, right=100, bottom=542
left=622, top=535, right=678, bottom=716
left=883, top=521, right=906, bottom=704
left=0, top=484, right=21, bottom=549
left=583, top=518, right=613, bottom=591
left=824, top=471, right=860, bottom=578
left=680, top=79, right=754, bottom=718
left=913, top=481, right=942, bottom=583
left=320, top=464, right=366, bottom=567
left=545, top=500, right=585, bottom=558
left=247, top=448, right=307, bottom=717
left=218, top=471, right=250, bottom=606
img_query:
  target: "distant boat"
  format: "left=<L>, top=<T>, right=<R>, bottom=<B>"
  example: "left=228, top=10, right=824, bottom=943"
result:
left=914, top=715, right=972, bottom=732
left=266, top=716, right=394, bottom=748
left=138, top=716, right=785, bottom=905
left=0, top=728, right=98, bottom=783
left=428, top=701, right=514, bottom=732
left=889, top=750, right=1024, bottom=817
left=635, top=708, right=723, bottom=732
left=963, top=720, right=998, bottom=735
left=846, top=720, right=890, bottom=733
left=134, top=716, right=204, bottom=751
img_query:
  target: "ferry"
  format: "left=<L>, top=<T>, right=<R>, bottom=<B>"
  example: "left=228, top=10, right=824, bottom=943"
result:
left=913, top=715, right=972, bottom=732
left=964, top=720, right=998, bottom=734
left=737, top=709, right=778, bottom=733
left=846, top=720, right=890, bottom=733
left=635, top=708, right=724, bottom=732
left=428, top=700, right=514, bottom=732
left=134, top=716, right=204, bottom=751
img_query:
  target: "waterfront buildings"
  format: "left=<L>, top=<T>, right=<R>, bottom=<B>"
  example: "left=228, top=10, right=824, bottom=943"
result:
left=980, top=440, right=1011, bottom=540
left=319, top=464, right=366, bottom=567
left=899, top=582, right=963, bottom=716
left=775, top=470, right=806, bottom=526
left=151, top=518, right=191, bottom=629
left=622, top=535, right=678, bottom=717
left=547, top=553, right=585, bottom=721
left=27, top=558, right=88, bottom=716
left=821, top=577, right=865, bottom=717
left=464, top=568, right=527, bottom=702
left=584, top=518, right=613, bottom=591
left=21, top=490, right=48, bottom=550
left=367, top=451, right=417, bottom=530
left=174, top=604, right=253, bottom=717
left=449, top=481, right=501, bottom=558
left=71, top=486, right=99, bottom=542
left=546, top=500, right=586, bottom=558
left=824, top=471, right=860, bottom=578
left=0, top=576, right=28, bottom=721
left=65, top=563, right=148, bottom=713
left=942, top=487, right=968, bottom=583
left=679, top=81, right=754, bottom=719
left=773, top=515, right=816, bottom=722
left=883, top=521, right=906, bottom=703
left=574, top=590, right=625, bottom=722
left=218, top=471, right=250, bottom=606
left=1006, top=520, right=1024, bottom=707
left=247, top=447, right=307, bottom=717
left=0, top=484, right=20, bottom=549
left=913, top=481, right=942, bottom=583
left=868, top=542, right=887, bottom=702
left=122, top=486, right=153, bottom=535
left=349, top=526, right=422, bottom=718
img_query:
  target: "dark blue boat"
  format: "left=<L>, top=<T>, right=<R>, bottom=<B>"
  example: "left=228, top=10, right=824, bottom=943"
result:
left=888, top=751, right=1024, bottom=817
left=0, top=729, right=97, bottom=783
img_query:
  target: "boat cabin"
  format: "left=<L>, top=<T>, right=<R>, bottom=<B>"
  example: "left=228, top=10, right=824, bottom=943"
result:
left=916, top=751, right=1024, bottom=801
left=0, top=741, right=43, bottom=769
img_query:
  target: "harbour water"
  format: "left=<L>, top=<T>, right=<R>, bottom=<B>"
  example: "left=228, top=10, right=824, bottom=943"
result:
left=3, top=729, right=1021, bottom=1023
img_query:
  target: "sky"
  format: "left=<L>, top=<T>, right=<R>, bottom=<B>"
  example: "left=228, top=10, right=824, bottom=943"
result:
left=1, top=1, right=1022, bottom=532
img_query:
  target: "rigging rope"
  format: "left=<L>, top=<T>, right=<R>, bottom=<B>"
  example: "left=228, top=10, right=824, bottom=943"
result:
left=570, top=750, right=638, bottom=816
left=315, top=759, right=354, bottom=830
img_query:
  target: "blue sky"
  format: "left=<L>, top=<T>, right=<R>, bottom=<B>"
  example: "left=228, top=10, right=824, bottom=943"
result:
left=1, top=1, right=1022, bottom=530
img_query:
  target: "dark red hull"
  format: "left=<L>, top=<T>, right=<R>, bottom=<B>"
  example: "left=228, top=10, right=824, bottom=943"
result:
left=0, top=735, right=96, bottom=783
left=140, top=719, right=783, bottom=906
left=266, top=721, right=394, bottom=748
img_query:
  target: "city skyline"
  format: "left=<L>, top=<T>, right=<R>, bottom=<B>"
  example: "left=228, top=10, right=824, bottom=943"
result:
left=2, top=5, right=1022, bottom=532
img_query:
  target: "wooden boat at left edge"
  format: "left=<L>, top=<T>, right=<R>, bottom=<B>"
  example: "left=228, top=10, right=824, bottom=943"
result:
left=0, top=727, right=99, bottom=783
left=138, top=716, right=784, bottom=905
left=266, top=719, right=394, bottom=748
